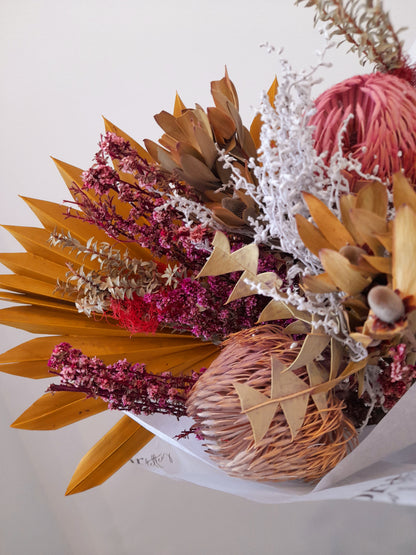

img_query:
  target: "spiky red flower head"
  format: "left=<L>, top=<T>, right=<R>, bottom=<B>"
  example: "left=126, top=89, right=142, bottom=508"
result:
left=310, top=73, right=416, bottom=186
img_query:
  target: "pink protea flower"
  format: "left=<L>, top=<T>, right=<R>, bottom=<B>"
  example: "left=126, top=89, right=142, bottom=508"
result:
left=310, top=73, right=416, bottom=186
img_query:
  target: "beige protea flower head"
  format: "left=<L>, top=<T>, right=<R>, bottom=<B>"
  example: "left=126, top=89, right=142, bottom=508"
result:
left=186, top=325, right=357, bottom=482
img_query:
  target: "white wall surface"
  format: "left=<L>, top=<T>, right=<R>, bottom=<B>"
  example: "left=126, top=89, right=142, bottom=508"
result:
left=1, top=1, right=416, bottom=554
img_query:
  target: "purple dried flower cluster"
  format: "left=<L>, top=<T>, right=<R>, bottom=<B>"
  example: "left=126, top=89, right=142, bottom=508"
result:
left=69, top=132, right=209, bottom=270
left=378, top=344, right=416, bottom=410
left=48, top=342, right=203, bottom=418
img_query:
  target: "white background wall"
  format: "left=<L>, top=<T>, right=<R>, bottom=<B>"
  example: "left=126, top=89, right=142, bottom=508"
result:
left=1, top=1, right=416, bottom=553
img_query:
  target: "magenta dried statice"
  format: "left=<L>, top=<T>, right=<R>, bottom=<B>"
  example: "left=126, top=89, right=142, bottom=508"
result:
left=68, top=132, right=210, bottom=270
left=48, top=342, right=203, bottom=418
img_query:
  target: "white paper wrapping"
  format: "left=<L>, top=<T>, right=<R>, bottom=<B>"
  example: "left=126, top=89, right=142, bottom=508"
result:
left=127, top=382, right=416, bottom=505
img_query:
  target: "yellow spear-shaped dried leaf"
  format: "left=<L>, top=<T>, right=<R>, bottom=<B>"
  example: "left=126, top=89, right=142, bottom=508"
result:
left=295, top=213, right=335, bottom=256
left=21, top=197, right=112, bottom=245
left=303, top=192, right=355, bottom=249
left=51, top=158, right=84, bottom=190
left=319, top=249, right=371, bottom=295
left=11, top=391, right=107, bottom=430
left=272, top=357, right=309, bottom=440
left=0, top=252, right=69, bottom=284
left=302, top=272, right=338, bottom=294
left=103, top=118, right=153, bottom=163
left=0, top=291, right=77, bottom=313
left=65, top=416, right=153, bottom=495
left=392, top=172, right=416, bottom=212
left=348, top=208, right=388, bottom=255
left=197, top=231, right=259, bottom=277
left=356, top=181, right=388, bottom=218
left=250, top=77, right=278, bottom=150
left=233, top=381, right=277, bottom=444
left=361, top=255, right=391, bottom=275
left=2, top=226, right=73, bottom=266
left=0, top=306, right=131, bottom=336
left=173, top=92, right=186, bottom=117
left=0, top=274, right=65, bottom=299
left=393, top=205, right=416, bottom=298
left=284, top=333, right=330, bottom=373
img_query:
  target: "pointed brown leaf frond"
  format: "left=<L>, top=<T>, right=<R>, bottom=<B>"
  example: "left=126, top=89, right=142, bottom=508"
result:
left=11, top=391, right=107, bottom=430
left=392, top=172, right=416, bottom=212
left=65, top=416, right=153, bottom=495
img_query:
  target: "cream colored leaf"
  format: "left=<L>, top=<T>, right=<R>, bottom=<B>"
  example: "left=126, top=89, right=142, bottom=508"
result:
left=272, top=357, right=309, bottom=440
left=226, top=271, right=280, bottom=304
left=307, top=361, right=328, bottom=419
left=284, top=333, right=330, bottom=373
left=257, top=300, right=293, bottom=322
left=356, top=181, right=388, bottom=218
left=197, top=231, right=259, bottom=277
left=233, top=381, right=277, bottom=444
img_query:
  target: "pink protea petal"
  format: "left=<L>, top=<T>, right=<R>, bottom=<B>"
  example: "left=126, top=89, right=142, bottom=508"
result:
left=310, top=73, right=416, bottom=185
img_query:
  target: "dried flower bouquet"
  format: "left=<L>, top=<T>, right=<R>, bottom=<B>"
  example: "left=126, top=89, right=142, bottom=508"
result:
left=1, top=0, right=416, bottom=497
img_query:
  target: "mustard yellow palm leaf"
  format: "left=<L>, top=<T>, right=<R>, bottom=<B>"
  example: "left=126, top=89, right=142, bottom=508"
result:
left=2, top=226, right=76, bottom=266
left=11, top=391, right=108, bottom=430
left=0, top=252, right=70, bottom=284
left=0, top=274, right=70, bottom=299
left=65, top=415, right=153, bottom=495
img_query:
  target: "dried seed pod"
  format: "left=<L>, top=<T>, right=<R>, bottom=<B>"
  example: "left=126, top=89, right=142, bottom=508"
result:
left=367, top=285, right=405, bottom=323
